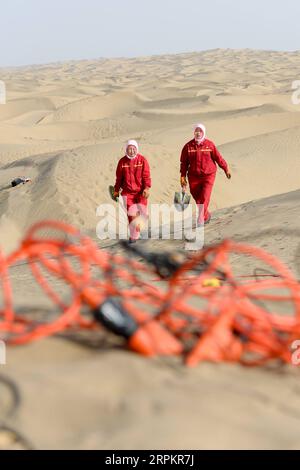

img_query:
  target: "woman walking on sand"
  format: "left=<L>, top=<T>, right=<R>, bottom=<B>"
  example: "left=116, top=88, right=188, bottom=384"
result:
left=180, top=123, right=231, bottom=226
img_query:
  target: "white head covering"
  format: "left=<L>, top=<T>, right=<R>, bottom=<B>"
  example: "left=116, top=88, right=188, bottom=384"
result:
left=125, top=139, right=139, bottom=159
left=193, top=123, right=206, bottom=143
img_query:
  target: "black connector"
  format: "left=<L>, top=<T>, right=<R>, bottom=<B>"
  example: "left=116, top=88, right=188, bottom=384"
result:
left=93, top=297, right=138, bottom=338
left=120, top=240, right=182, bottom=278
left=11, top=177, right=31, bottom=187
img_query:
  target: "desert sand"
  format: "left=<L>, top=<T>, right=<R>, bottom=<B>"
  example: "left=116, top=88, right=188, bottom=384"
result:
left=1, top=49, right=300, bottom=449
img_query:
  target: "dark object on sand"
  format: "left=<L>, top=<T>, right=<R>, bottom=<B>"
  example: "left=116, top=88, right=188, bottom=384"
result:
left=93, top=298, right=137, bottom=338
left=11, top=177, right=31, bottom=188
left=108, top=184, right=119, bottom=202
left=174, top=190, right=191, bottom=211
left=120, top=239, right=184, bottom=278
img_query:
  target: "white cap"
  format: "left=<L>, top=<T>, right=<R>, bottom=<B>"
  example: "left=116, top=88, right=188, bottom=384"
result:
left=193, top=123, right=206, bottom=142
left=194, top=123, right=206, bottom=134
left=126, top=139, right=139, bottom=153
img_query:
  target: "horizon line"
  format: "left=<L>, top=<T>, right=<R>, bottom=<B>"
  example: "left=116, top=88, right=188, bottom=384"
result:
left=1, top=47, right=300, bottom=71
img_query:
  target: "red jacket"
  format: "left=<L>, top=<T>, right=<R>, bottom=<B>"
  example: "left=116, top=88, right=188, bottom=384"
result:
left=115, top=154, right=151, bottom=194
left=180, top=138, right=228, bottom=178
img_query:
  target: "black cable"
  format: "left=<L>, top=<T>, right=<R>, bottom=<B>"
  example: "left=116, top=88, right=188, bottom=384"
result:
left=0, top=374, right=20, bottom=422
left=0, top=374, right=34, bottom=450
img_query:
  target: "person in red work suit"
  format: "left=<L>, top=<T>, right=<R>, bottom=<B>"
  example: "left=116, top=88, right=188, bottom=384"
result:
left=180, top=123, right=231, bottom=226
left=114, top=140, right=151, bottom=243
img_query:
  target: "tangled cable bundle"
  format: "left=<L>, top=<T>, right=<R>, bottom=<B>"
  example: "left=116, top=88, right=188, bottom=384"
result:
left=159, top=241, right=300, bottom=366
left=0, top=219, right=300, bottom=367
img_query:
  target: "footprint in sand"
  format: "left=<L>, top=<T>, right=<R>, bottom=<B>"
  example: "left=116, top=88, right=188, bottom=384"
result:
left=69, top=162, right=77, bottom=171
left=61, top=194, right=70, bottom=205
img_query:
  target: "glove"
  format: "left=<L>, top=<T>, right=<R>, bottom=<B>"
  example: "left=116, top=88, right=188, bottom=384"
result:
left=109, top=185, right=120, bottom=201
left=180, top=176, right=187, bottom=188
left=225, top=170, right=231, bottom=179
left=143, top=188, right=150, bottom=199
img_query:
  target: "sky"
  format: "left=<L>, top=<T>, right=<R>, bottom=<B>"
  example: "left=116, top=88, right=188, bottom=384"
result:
left=0, top=0, right=300, bottom=67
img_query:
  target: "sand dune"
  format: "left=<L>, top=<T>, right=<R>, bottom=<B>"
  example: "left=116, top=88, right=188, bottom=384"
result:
left=41, top=91, right=145, bottom=124
left=1, top=48, right=300, bottom=242
left=1, top=48, right=300, bottom=256
left=0, top=97, right=55, bottom=122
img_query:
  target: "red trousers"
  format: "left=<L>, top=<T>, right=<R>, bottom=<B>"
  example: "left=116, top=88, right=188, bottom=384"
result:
left=122, top=193, right=148, bottom=240
left=188, top=174, right=215, bottom=224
